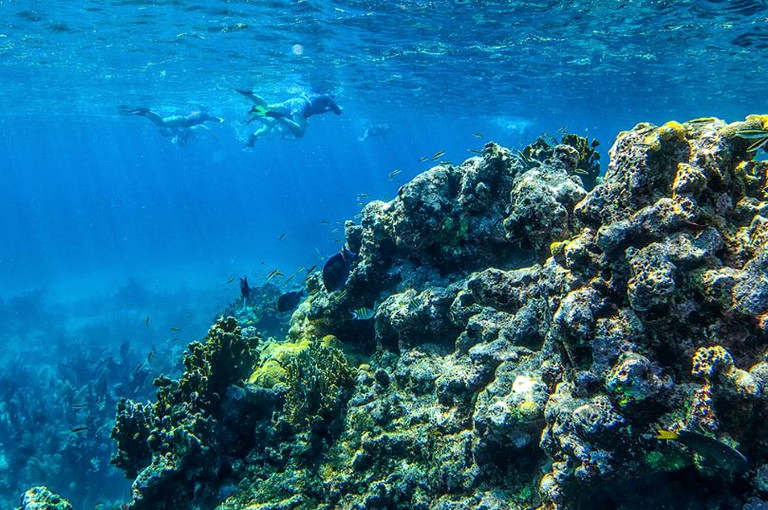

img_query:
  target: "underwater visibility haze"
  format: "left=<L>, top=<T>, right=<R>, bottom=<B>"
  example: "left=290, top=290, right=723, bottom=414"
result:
left=2, top=1, right=768, bottom=509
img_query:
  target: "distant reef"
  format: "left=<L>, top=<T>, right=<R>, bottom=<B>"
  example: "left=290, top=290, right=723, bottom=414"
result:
left=25, top=116, right=768, bottom=509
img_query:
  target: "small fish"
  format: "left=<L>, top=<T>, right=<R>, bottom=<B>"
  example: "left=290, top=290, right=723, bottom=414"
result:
left=170, top=327, right=181, bottom=332
left=407, top=297, right=423, bottom=313
left=389, top=168, right=402, bottom=179
left=557, top=125, right=568, bottom=135
left=472, top=132, right=484, bottom=138
left=431, top=150, right=446, bottom=160
left=286, top=273, right=295, bottom=283
left=305, top=264, right=317, bottom=275
left=226, top=276, right=237, bottom=284
left=70, top=426, right=89, bottom=434
left=733, top=129, right=768, bottom=140
left=145, top=316, right=151, bottom=326
left=352, top=307, right=375, bottom=320
left=657, top=429, right=748, bottom=474
left=266, top=269, right=284, bottom=281
left=135, top=362, right=146, bottom=372
left=331, top=228, right=340, bottom=234
left=320, top=220, right=330, bottom=224
left=357, top=193, right=368, bottom=201
left=468, top=148, right=482, bottom=154
left=278, top=232, right=288, bottom=240
left=147, top=350, right=154, bottom=363
left=72, top=403, right=88, bottom=409
left=418, top=156, right=429, bottom=162
left=688, top=117, right=718, bottom=124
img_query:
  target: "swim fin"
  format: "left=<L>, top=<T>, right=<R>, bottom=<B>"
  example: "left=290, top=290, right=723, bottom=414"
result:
left=117, top=105, right=149, bottom=116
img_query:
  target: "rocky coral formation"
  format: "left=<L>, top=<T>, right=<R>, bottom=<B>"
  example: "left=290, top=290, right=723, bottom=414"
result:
left=17, top=487, right=73, bottom=510
left=111, top=317, right=261, bottom=509
left=103, top=118, right=768, bottom=509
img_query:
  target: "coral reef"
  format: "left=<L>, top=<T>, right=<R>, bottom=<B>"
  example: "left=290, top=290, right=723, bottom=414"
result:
left=111, top=317, right=261, bottom=509
left=17, top=486, right=73, bottom=510
left=56, top=118, right=768, bottom=509
left=0, top=338, right=165, bottom=509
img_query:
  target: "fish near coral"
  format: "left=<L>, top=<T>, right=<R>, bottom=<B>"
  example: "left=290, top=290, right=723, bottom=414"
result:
left=240, top=277, right=251, bottom=299
left=656, top=429, right=747, bottom=475
left=322, top=247, right=356, bottom=292
left=277, top=289, right=304, bottom=312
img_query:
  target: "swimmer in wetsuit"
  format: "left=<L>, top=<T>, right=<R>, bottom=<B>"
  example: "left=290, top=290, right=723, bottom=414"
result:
left=235, top=90, right=342, bottom=147
left=117, top=106, right=224, bottom=146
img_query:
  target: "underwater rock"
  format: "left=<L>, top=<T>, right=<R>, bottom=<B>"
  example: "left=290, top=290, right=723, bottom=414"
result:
left=17, top=487, right=73, bottom=510
left=111, top=317, right=261, bottom=510
left=108, top=119, right=768, bottom=509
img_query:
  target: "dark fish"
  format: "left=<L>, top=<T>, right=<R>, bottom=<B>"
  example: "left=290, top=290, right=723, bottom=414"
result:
left=322, top=247, right=357, bottom=292
left=305, top=264, right=317, bottom=275
left=657, top=429, right=748, bottom=474
left=277, top=290, right=305, bottom=312
left=169, top=327, right=181, bottom=332
left=70, top=426, right=89, bottom=434
left=240, top=277, right=251, bottom=299
left=431, top=151, right=446, bottom=160
left=389, top=168, right=401, bottom=179
left=72, top=403, right=88, bottom=409
left=147, top=350, right=154, bottom=362
left=144, top=316, right=151, bottom=326
left=468, top=148, right=482, bottom=154
left=472, top=132, right=484, bottom=138
left=266, top=269, right=284, bottom=281
left=227, top=275, right=237, bottom=284
left=278, top=232, right=288, bottom=240
left=418, top=156, right=429, bottom=162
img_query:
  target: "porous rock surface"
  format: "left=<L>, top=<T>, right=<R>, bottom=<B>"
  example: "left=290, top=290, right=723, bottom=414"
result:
left=107, top=118, right=768, bottom=509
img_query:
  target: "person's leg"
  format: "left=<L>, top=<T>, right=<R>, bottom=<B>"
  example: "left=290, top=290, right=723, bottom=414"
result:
left=245, top=119, right=275, bottom=147
left=278, top=114, right=307, bottom=138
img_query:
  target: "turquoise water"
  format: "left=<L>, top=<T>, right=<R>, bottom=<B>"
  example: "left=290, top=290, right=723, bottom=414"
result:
left=1, top=0, right=767, bottom=507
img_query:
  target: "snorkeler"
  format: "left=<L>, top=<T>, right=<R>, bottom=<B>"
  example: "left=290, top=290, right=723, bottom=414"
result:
left=117, top=106, right=224, bottom=146
left=359, top=123, right=390, bottom=141
left=235, top=89, right=342, bottom=147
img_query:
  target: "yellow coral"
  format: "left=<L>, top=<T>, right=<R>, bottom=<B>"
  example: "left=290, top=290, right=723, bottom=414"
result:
left=248, top=337, right=313, bottom=387
left=657, top=121, right=686, bottom=141
left=248, top=359, right=287, bottom=388
left=517, top=400, right=540, bottom=420
left=248, top=333, right=347, bottom=388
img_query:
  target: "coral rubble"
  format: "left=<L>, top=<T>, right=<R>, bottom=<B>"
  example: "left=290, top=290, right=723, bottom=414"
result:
left=93, top=118, right=768, bottom=508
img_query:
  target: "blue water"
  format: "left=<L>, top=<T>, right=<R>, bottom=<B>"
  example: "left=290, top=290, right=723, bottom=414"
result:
left=1, top=0, right=766, bottom=507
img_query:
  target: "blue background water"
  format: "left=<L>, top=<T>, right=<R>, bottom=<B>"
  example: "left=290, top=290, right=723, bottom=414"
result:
left=1, top=0, right=766, bottom=507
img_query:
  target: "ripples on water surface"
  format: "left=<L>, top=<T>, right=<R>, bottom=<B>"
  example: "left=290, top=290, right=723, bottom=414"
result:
left=1, top=0, right=767, bottom=118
